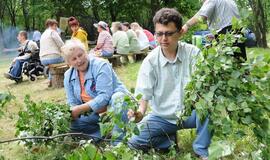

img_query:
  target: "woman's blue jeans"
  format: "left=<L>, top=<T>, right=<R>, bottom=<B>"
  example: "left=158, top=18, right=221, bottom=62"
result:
left=41, top=57, right=64, bottom=80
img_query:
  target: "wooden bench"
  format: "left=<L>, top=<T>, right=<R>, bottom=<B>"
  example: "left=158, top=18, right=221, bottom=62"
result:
left=88, top=40, right=97, bottom=50
left=48, top=63, right=69, bottom=88
left=103, top=55, right=122, bottom=67
left=134, top=51, right=149, bottom=61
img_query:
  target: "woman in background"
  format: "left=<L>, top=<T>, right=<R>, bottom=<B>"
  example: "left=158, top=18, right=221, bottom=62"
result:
left=40, top=19, right=64, bottom=87
left=68, top=16, right=89, bottom=51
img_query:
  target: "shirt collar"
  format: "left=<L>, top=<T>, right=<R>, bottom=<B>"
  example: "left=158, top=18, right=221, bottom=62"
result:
left=159, top=42, right=182, bottom=67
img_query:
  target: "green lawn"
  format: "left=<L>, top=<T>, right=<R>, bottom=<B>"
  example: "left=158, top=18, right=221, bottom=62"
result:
left=0, top=45, right=269, bottom=159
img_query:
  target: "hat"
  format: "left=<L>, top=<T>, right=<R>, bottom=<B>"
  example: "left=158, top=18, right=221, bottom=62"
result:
left=94, top=21, right=108, bottom=30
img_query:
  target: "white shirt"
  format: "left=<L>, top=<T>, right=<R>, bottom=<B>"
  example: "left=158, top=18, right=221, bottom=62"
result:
left=135, top=42, right=201, bottom=124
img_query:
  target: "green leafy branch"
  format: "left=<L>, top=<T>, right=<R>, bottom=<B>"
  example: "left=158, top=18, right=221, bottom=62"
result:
left=182, top=20, right=270, bottom=159
left=0, top=92, right=15, bottom=118
left=15, top=95, right=71, bottom=148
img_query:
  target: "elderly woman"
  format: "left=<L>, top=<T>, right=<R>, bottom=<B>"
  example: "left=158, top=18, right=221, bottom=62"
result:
left=90, top=21, right=114, bottom=57
left=68, top=16, right=89, bottom=51
left=62, top=39, right=128, bottom=140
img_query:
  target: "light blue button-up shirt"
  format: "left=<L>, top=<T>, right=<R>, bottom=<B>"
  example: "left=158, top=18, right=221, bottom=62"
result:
left=64, top=55, right=128, bottom=112
left=135, top=42, right=201, bottom=124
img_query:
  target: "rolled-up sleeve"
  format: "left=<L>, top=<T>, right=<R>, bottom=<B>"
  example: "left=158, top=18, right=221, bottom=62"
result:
left=87, top=63, right=113, bottom=112
left=135, top=59, right=155, bottom=100
left=196, top=0, right=215, bottom=19
left=189, top=47, right=202, bottom=75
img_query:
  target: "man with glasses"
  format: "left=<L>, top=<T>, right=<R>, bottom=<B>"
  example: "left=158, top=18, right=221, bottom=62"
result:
left=127, top=8, right=211, bottom=159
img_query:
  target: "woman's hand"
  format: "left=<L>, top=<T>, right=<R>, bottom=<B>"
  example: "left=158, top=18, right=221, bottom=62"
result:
left=71, top=105, right=83, bottom=120
left=71, top=104, right=90, bottom=120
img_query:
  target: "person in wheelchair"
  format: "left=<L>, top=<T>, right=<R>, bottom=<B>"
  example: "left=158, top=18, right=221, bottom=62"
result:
left=22, top=48, right=45, bottom=81
left=4, top=31, right=38, bottom=83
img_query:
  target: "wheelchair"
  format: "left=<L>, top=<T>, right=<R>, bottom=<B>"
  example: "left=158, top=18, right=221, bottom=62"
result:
left=22, top=49, right=46, bottom=81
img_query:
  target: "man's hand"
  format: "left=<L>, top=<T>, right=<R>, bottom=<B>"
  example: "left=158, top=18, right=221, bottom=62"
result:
left=12, top=58, right=18, bottom=64
left=128, top=109, right=143, bottom=123
left=182, top=24, right=189, bottom=34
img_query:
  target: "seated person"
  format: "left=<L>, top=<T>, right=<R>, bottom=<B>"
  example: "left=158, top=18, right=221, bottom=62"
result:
left=143, top=28, right=157, bottom=49
left=90, top=21, right=114, bottom=57
left=4, top=31, right=38, bottom=82
left=62, top=39, right=128, bottom=141
left=68, top=16, right=89, bottom=51
left=111, top=22, right=130, bottom=55
left=40, top=19, right=65, bottom=87
left=122, top=22, right=141, bottom=53
left=130, top=22, right=150, bottom=51
left=32, top=29, right=41, bottom=48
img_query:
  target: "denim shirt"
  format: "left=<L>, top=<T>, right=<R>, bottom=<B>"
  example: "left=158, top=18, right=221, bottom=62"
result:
left=64, top=55, right=128, bottom=112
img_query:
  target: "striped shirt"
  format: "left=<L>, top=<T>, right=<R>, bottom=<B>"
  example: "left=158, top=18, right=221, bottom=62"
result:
left=197, top=0, right=240, bottom=31
left=97, top=30, right=114, bottom=53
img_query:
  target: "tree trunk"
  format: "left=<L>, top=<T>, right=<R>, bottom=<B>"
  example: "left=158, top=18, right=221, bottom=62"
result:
left=21, top=0, right=30, bottom=31
left=150, top=0, right=161, bottom=30
left=90, top=0, right=100, bottom=20
left=249, top=0, right=268, bottom=48
left=5, top=0, right=17, bottom=27
left=109, top=7, right=117, bottom=22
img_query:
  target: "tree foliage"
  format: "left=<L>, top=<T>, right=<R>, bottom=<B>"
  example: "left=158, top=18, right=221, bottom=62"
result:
left=182, top=20, right=270, bottom=159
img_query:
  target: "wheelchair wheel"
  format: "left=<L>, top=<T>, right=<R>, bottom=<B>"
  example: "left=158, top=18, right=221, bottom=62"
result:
left=30, top=75, right=37, bottom=81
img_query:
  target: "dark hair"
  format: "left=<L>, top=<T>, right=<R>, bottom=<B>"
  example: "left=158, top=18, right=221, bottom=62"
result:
left=45, top=19, right=58, bottom=28
left=122, top=22, right=130, bottom=28
left=19, top=31, right=27, bottom=39
left=68, top=16, right=79, bottom=26
left=153, top=8, right=183, bottom=29
left=118, top=25, right=122, bottom=31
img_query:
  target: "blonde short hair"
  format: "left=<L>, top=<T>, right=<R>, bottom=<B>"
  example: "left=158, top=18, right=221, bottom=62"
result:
left=61, top=39, right=86, bottom=62
left=130, top=22, right=141, bottom=30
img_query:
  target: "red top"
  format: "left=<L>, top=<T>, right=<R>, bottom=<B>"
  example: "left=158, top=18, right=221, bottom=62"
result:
left=143, top=29, right=155, bottom=42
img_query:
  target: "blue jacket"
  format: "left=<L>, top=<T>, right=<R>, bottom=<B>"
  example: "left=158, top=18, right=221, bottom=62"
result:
left=64, top=55, right=128, bottom=112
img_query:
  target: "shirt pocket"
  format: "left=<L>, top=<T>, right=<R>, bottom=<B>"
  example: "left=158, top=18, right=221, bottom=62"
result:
left=85, top=79, right=97, bottom=98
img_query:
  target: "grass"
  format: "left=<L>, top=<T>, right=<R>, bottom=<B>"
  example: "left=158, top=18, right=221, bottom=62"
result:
left=0, top=60, right=141, bottom=159
left=0, top=44, right=269, bottom=159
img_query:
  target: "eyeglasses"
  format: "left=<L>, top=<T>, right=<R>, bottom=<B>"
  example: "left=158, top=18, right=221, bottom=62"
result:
left=155, top=29, right=179, bottom=37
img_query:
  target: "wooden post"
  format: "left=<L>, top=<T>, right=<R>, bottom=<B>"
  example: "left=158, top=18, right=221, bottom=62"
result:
left=49, top=64, right=69, bottom=88
left=104, top=55, right=122, bottom=67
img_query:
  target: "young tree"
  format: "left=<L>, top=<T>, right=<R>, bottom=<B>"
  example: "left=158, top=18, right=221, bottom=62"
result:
left=248, top=0, right=268, bottom=48
left=4, top=0, right=19, bottom=27
left=21, top=0, right=30, bottom=30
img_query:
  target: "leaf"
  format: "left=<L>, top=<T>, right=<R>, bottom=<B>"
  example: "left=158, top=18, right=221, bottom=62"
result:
left=241, top=116, right=253, bottom=124
left=135, top=94, right=142, bottom=100
left=231, top=71, right=241, bottom=79
left=227, top=102, right=237, bottom=111
left=209, top=140, right=235, bottom=160
left=103, top=151, right=117, bottom=160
